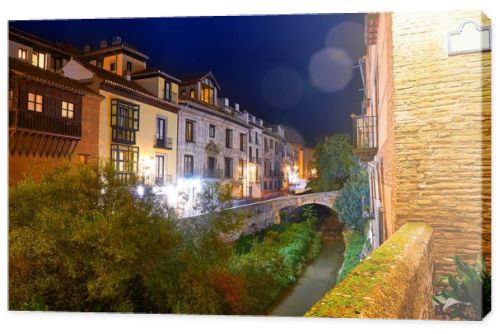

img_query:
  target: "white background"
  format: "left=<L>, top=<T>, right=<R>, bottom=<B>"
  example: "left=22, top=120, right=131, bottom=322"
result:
left=1, top=0, right=498, bottom=333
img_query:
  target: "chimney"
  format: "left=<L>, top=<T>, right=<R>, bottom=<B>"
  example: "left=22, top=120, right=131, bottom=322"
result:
left=234, top=103, right=239, bottom=111
left=83, top=45, right=91, bottom=52
left=100, top=40, right=108, bottom=49
left=112, top=36, right=122, bottom=46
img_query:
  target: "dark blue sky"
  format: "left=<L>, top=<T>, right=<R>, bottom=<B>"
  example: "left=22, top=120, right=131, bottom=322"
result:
left=11, top=14, right=365, bottom=147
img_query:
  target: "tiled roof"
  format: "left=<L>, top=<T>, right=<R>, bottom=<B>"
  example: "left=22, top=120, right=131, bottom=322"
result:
left=9, top=26, right=80, bottom=57
left=80, top=43, right=149, bottom=61
left=131, top=67, right=181, bottom=82
left=178, top=70, right=221, bottom=90
left=71, top=59, right=179, bottom=110
left=9, top=57, right=102, bottom=98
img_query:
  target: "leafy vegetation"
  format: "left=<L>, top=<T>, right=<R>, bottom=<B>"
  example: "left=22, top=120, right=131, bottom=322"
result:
left=433, top=255, right=491, bottom=320
left=231, top=220, right=321, bottom=314
left=336, top=230, right=368, bottom=283
left=9, top=163, right=321, bottom=314
left=333, top=160, right=370, bottom=232
left=309, top=134, right=354, bottom=192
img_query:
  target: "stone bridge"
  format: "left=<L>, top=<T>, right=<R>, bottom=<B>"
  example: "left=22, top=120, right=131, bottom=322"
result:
left=180, top=191, right=339, bottom=240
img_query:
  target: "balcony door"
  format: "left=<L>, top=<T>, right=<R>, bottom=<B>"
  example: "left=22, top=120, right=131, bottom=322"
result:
left=156, top=155, right=165, bottom=185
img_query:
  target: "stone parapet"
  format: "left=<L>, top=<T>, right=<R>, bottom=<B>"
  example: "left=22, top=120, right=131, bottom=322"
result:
left=305, top=222, right=434, bottom=319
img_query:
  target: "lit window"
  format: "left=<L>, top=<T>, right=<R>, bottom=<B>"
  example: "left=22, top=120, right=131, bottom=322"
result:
left=31, top=51, right=46, bottom=69
left=18, top=48, right=27, bottom=60
left=185, top=120, right=195, bottom=142
left=28, top=93, right=43, bottom=112
left=62, top=101, right=74, bottom=119
left=111, top=144, right=139, bottom=179
left=9, top=90, right=14, bottom=109
left=201, top=86, right=214, bottom=104
left=184, top=155, right=194, bottom=177
left=189, top=89, right=195, bottom=98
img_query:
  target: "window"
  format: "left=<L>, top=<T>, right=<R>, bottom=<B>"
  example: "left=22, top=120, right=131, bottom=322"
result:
left=249, top=132, right=252, bottom=143
left=264, top=138, right=268, bottom=152
left=225, top=129, right=233, bottom=148
left=238, top=159, right=244, bottom=179
left=189, top=89, right=195, bottom=98
left=157, top=118, right=166, bottom=140
left=164, top=81, right=173, bottom=102
left=18, top=48, right=27, bottom=60
left=31, top=51, right=45, bottom=69
left=79, top=154, right=89, bottom=164
left=61, top=101, right=74, bottom=119
left=156, top=155, right=165, bottom=184
left=111, top=144, right=139, bottom=178
left=96, top=59, right=103, bottom=68
left=264, top=161, right=267, bottom=176
left=28, top=93, right=43, bottom=112
left=249, top=147, right=253, bottom=161
left=110, top=62, right=116, bottom=72
left=201, top=78, right=215, bottom=104
left=240, top=133, right=246, bottom=151
left=209, top=124, right=216, bottom=138
left=264, top=181, right=267, bottom=190
left=53, top=57, right=62, bottom=71
left=9, top=90, right=14, bottom=109
left=270, top=139, right=274, bottom=151
left=126, top=61, right=132, bottom=72
left=224, top=157, right=233, bottom=178
left=184, top=155, right=194, bottom=177
left=256, top=148, right=259, bottom=162
left=111, top=100, right=140, bottom=144
left=201, top=86, right=214, bottom=104
left=207, top=157, right=216, bottom=171
left=185, top=120, right=195, bottom=142
left=255, top=132, right=259, bottom=145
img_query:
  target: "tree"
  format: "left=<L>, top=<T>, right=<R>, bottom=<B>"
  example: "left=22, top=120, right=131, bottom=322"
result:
left=309, top=134, right=354, bottom=192
left=9, top=163, right=182, bottom=312
left=332, top=158, right=370, bottom=232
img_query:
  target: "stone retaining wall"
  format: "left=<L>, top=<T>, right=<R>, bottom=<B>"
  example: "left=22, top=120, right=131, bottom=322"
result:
left=305, top=223, right=434, bottom=319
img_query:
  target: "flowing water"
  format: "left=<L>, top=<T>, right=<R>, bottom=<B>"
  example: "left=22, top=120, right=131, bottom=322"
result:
left=269, top=213, right=345, bottom=316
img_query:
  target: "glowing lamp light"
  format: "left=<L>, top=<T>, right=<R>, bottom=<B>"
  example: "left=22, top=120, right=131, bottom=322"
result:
left=136, top=185, right=145, bottom=197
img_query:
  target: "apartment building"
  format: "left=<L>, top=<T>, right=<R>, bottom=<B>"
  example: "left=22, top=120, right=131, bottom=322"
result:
left=353, top=12, right=491, bottom=277
left=262, top=124, right=286, bottom=198
left=8, top=28, right=103, bottom=184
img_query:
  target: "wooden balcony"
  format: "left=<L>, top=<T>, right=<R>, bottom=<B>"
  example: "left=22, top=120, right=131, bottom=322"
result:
left=9, top=109, right=81, bottom=158
left=9, top=109, right=81, bottom=138
left=352, top=114, right=378, bottom=162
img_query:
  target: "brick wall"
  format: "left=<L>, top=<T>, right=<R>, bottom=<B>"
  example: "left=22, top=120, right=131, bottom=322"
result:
left=391, top=11, right=491, bottom=277
left=73, top=95, right=101, bottom=162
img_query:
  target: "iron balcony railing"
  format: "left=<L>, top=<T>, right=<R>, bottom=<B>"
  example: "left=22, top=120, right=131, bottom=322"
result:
left=10, top=109, right=81, bottom=138
left=155, top=175, right=173, bottom=186
left=155, top=137, right=173, bottom=149
left=352, top=114, right=378, bottom=161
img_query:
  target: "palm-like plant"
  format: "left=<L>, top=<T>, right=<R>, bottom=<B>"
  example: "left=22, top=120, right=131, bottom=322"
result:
left=433, top=255, right=491, bottom=320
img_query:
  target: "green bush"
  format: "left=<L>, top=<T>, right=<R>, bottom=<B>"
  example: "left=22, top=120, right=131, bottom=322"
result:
left=337, top=231, right=368, bottom=282
left=231, top=221, right=321, bottom=314
left=9, top=163, right=181, bottom=312
left=333, top=159, right=369, bottom=232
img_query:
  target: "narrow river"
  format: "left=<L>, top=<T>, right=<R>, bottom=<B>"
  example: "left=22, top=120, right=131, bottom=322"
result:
left=269, top=213, right=345, bottom=316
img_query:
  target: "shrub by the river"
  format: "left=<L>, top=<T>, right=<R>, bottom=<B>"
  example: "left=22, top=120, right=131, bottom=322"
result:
left=231, top=221, right=321, bottom=314
left=336, top=230, right=369, bottom=283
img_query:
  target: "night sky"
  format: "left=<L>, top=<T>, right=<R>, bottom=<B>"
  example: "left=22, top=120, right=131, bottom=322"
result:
left=11, top=14, right=365, bottom=147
